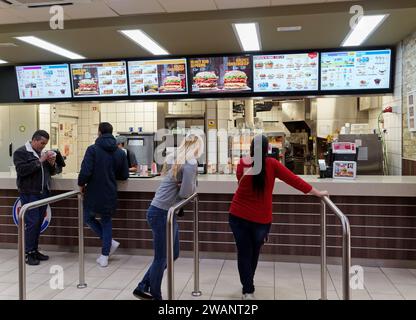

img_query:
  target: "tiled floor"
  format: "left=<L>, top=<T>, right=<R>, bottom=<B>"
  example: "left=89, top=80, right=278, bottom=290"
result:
left=0, top=248, right=415, bottom=300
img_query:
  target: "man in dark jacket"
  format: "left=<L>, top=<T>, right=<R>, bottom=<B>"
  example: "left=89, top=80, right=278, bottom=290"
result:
left=13, top=130, right=57, bottom=265
left=78, top=122, right=129, bottom=267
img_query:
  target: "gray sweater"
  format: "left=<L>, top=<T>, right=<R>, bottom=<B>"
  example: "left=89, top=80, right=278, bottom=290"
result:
left=151, top=159, right=198, bottom=211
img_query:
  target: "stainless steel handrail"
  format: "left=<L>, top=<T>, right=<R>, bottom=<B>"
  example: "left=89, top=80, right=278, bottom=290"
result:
left=320, top=195, right=351, bottom=300
left=166, top=192, right=201, bottom=300
left=18, top=190, right=87, bottom=300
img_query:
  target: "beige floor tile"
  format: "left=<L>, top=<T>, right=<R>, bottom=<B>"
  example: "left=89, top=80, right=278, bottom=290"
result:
left=370, top=293, right=404, bottom=300
left=83, top=288, right=121, bottom=300
left=394, top=284, right=416, bottom=300
left=381, top=268, right=416, bottom=285
left=98, top=269, right=140, bottom=290
left=52, top=286, right=93, bottom=300
left=27, top=284, right=62, bottom=300
left=306, top=289, right=339, bottom=300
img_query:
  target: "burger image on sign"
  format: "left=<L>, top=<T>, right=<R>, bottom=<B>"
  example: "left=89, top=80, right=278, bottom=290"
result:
left=76, top=79, right=98, bottom=94
left=223, top=70, right=248, bottom=90
left=161, top=76, right=183, bottom=92
left=193, top=71, right=218, bottom=90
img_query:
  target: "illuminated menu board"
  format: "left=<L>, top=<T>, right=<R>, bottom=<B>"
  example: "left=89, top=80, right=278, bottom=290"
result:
left=71, top=61, right=128, bottom=97
left=128, top=58, right=187, bottom=95
left=253, top=52, right=319, bottom=92
left=189, top=55, right=252, bottom=93
left=16, top=64, right=71, bottom=99
left=321, top=49, right=392, bottom=91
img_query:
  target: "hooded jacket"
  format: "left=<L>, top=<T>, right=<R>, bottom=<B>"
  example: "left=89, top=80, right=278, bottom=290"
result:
left=78, top=134, right=129, bottom=214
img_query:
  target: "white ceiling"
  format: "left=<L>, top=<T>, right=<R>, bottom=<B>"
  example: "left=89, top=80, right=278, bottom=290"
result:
left=0, top=0, right=357, bottom=24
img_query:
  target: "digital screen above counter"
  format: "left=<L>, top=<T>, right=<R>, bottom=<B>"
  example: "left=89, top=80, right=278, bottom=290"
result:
left=16, top=64, right=72, bottom=99
left=320, top=49, right=392, bottom=91
left=253, top=52, right=319, bottom=92
left=189, top=55, right=252, bottom=94
left=70, top=61, right=128, bottom=98
left=128, top=58, right=188, bottom=96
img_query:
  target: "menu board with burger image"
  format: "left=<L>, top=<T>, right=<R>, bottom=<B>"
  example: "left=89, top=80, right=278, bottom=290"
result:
left=253, top=52, right=319, bottom=92
left=190, top=55, right=252, bottom=93
left=321, top=49, right=392, bottom=91
left=71, top=61, right=128, bottom=97
left=128, top=59, right=187, bottom=95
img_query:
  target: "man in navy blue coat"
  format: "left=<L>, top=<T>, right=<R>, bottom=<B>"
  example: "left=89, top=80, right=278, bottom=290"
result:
left=78, top=122, right=129, bottom=267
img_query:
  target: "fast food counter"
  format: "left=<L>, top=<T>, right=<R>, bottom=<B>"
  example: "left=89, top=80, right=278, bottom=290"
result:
left=1, top=173, right=416, bottom=265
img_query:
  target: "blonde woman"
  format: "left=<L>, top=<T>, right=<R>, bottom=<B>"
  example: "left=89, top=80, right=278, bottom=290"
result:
left=133, top=134, right=203, bottom=300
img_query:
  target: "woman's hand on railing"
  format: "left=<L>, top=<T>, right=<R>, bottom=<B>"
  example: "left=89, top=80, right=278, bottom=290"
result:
left=309, top=187, right=329, bottom=198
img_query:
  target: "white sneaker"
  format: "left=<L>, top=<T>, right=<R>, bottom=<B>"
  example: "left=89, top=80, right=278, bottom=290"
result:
left=96, top=255, right=109, bottom=267
left=109, top=239, right=120, bottom=256
left=242, top=293, right=255, bottom=300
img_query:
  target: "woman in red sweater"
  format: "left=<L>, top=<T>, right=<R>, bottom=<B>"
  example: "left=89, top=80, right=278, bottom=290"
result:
left=229, top=135, right=328, bottom=300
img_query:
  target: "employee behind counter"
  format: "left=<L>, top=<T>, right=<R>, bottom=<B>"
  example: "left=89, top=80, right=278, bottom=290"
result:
left=116, top=136, right=138, bottom=172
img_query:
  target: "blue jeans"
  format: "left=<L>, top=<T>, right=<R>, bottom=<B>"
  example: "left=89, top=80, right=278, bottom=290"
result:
left=20, top=193, right=49, bottom=254
left=137, top=205, right=179, bottom=300
left=84, top=207, right=112, bottom=256
left=229, top=214, right=271, bottom=294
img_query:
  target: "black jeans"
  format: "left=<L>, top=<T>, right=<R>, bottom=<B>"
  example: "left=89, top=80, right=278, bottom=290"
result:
left=229, top=214, right=271, bottom=294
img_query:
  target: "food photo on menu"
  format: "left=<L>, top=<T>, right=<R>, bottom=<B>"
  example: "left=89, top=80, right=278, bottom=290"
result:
left=128, top=59, right=187, bottom=95
left=189, top=55, right=252, bottom=93
left=71, top=61, right=128, bottom=97
left=253, top=52, right=319, bottom=92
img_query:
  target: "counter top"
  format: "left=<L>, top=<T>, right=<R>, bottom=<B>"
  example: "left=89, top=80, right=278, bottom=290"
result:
left=1, top=172, right=415, bottom=196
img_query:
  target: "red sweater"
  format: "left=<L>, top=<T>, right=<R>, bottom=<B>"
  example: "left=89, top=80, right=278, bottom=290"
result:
left=229, top=157, right=313, bottom=224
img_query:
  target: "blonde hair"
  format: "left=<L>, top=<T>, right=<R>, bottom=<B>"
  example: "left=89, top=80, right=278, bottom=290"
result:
left=162, top=134, right=203, bottom=180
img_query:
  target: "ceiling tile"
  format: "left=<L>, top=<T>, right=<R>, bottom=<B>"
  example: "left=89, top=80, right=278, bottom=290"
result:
left=0, top=9, right=29, bottom=25
left=64, top=2, right=118, bottom=19
left=271, top=0, right=326, bottom=5
left=8, top=7, right=60, bottom=23
left=158, top=0, right=217, bottom=13
left=104, top=0, right=165, bottom=15
left=215, top=0, right=270, bottom=10
left=214, top=0, right=270, bottom=10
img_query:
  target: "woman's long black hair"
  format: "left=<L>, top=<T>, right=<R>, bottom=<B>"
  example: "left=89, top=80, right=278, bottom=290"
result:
left=250, top=135, right=269, bottom=194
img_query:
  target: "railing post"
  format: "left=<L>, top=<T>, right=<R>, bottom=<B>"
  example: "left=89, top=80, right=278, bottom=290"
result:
left=166, top=208, right=175, bottom=300
left=18, top=206, right=27, bottom=300
left=342, top=219, right=351, bottom=300
left=320, top=199, right=327, bottom=300
left=77, top=193, right=87, bottom=289
left=192, top=196, right=202, bottom=297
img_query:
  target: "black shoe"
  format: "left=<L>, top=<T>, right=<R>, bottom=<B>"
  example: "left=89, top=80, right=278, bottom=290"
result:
left=25, top=253, right=40, bottom=266
left=132, top=288, right=153, bottom=300
left=34, top=250, right=49, bottom=261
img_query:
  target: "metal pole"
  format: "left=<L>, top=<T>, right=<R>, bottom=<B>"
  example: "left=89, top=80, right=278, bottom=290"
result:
left=192, top=196, right=202, bottom=297
left=77, top=194, right=87, bottom=289
left=18, top=207, right=27, bottom=300
left=342, top=218, right=351, bottom=300
left=166, top=208, right=175, bottom=300
left=320, top=199, right=327, bottom=300
left=322, top=196, right=351, bottom=300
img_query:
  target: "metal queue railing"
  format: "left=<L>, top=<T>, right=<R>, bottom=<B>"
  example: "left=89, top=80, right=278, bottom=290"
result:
left=18, top=190, right=87, bottom=300
left=166, top=193, right=201, bottom=300
left=321, top=195, right=351, bottom=300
